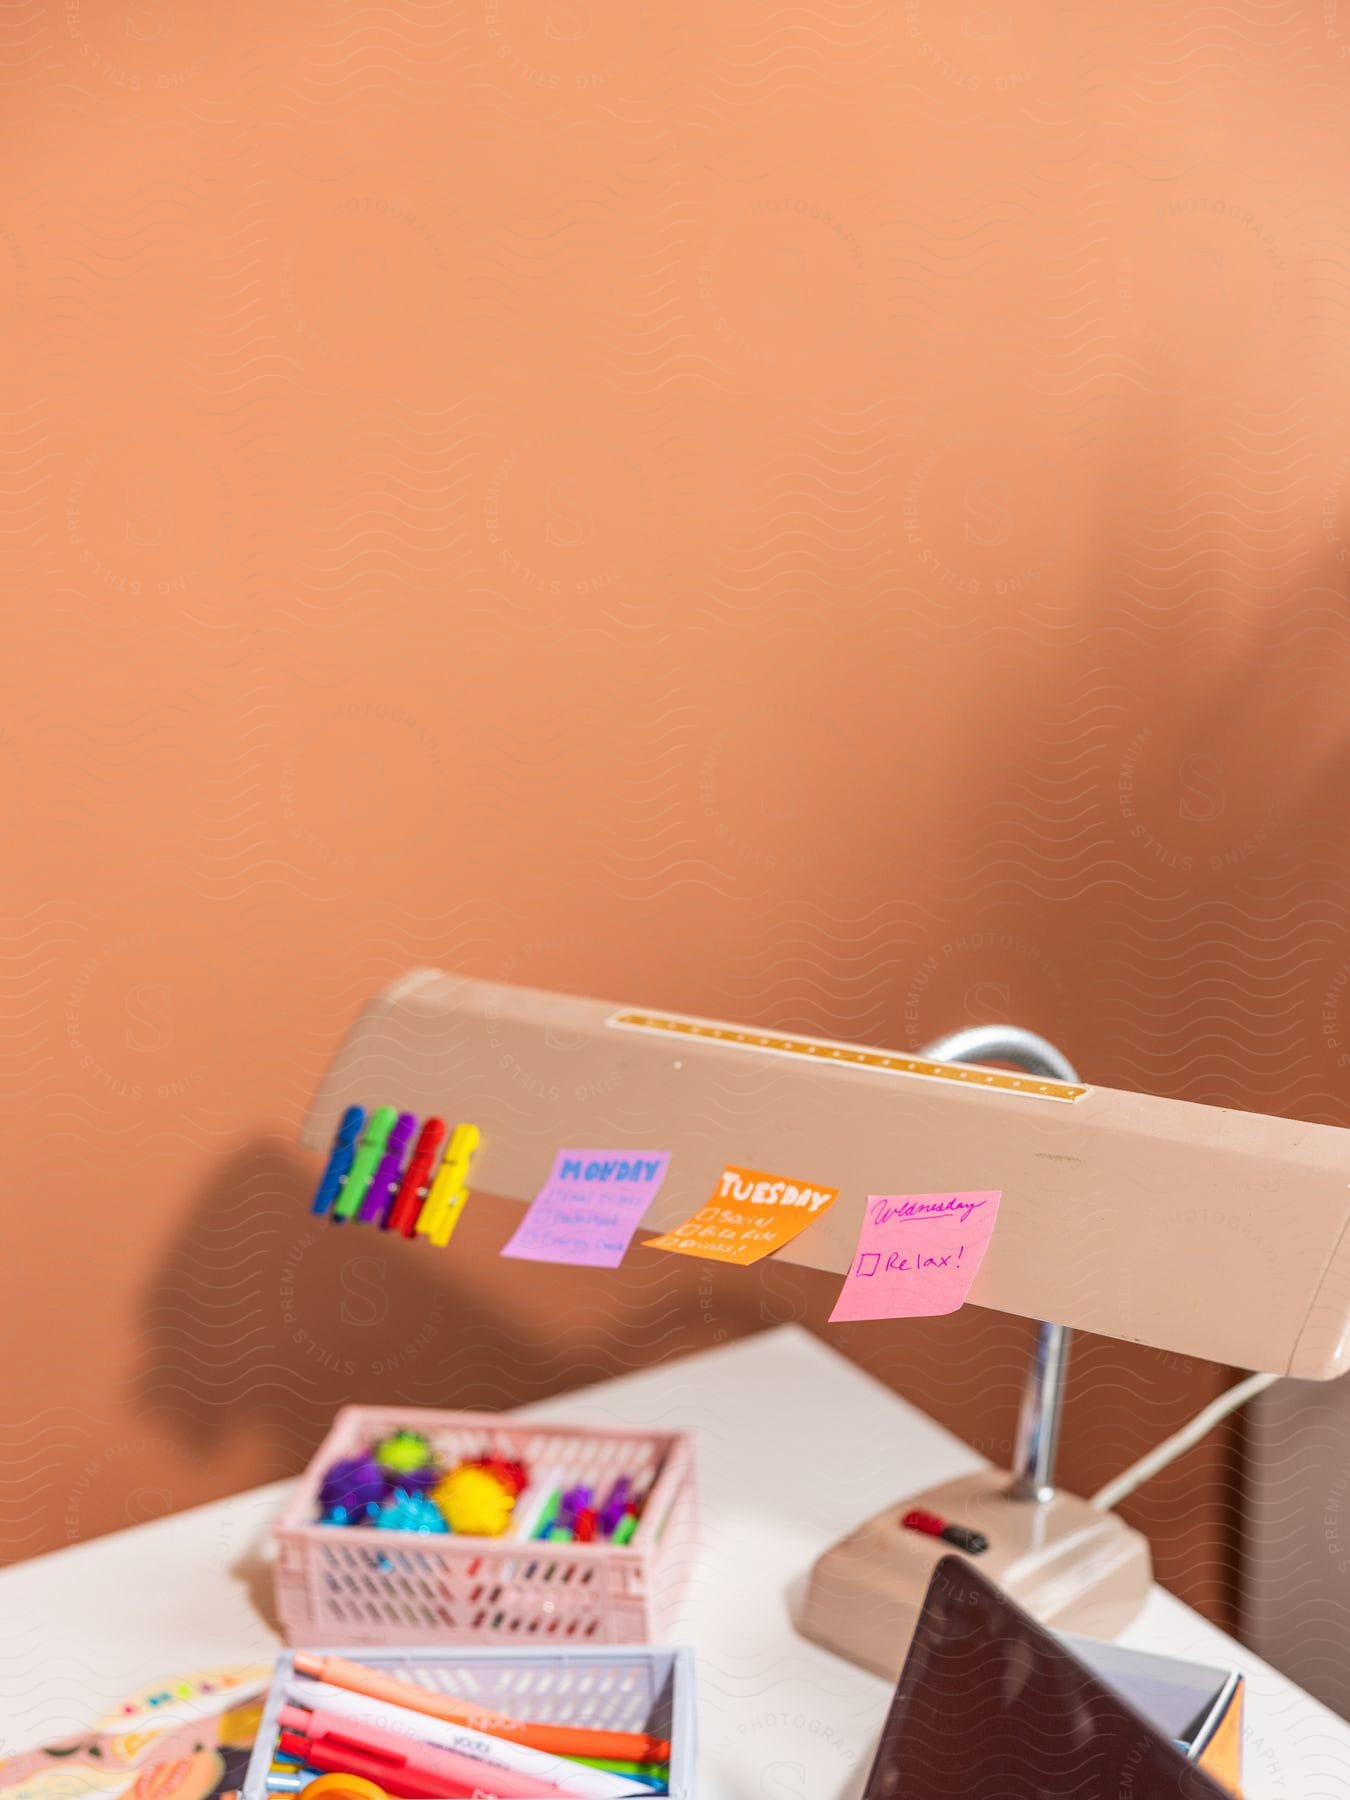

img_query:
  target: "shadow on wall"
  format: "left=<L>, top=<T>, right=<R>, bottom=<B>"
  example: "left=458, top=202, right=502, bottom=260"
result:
left=134, top=1136, right=783, bottom=1469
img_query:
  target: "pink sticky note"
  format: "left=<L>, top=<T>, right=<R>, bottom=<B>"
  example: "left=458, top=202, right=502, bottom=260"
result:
left=828, top=1190, right=1002, bottom=1322
left=501, top=1149, right=671, bottom=1268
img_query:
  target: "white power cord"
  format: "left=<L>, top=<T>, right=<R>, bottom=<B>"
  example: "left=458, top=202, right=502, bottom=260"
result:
left=1089, top=1371, right=1279, bottom=1513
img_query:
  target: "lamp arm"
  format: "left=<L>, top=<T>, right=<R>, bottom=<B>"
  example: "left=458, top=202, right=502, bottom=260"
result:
left=921, top=1026, right=1282, bottom=1521
left=916, top=1025, right=1081, bottom=1087
left=919, top=1024, right=1082, bottom=1505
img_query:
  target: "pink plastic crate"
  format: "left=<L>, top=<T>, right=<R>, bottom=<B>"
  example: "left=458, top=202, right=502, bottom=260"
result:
left=272, top=1405, right=697, bottom=1648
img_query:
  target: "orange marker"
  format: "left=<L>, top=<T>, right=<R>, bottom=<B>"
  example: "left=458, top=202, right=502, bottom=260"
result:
left=291, top=1652, right=671, bottom=1765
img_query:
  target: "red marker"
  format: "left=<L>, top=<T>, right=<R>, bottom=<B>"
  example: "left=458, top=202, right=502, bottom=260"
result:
left=278, top=1704, right=578, bottom=1800
left=385, top=1117, right=445, bottom=1235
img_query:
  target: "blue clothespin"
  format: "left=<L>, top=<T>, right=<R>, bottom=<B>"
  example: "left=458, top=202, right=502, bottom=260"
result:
left=311, top=1105, right=366, bottom=1216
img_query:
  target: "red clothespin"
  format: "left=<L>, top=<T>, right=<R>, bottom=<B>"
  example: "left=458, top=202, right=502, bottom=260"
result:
left=386, top=1117, right=446, bottom=1235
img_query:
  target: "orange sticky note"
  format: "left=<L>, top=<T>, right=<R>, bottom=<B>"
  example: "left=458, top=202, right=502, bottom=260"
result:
left=643, top=1163, right=839, bottom=1265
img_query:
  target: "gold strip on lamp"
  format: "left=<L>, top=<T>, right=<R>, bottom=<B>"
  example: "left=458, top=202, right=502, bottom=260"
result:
left=608, top=1009, right=1090, bottom=1102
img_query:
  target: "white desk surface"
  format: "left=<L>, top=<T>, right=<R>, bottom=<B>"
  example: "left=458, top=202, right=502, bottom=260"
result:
left=0, top=1327, right=1344, bottom=1799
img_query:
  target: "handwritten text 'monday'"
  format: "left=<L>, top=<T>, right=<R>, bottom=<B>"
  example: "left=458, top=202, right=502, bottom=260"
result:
left=559, top=1157, right=665, bottom=1184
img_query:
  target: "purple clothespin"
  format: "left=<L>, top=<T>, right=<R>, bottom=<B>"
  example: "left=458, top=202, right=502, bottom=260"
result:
left=599, top=1477, right=632, bottom=1538
left=357, top=1111, right=417, bottom=1223
left=559, top=1484, right=592, bottom=1533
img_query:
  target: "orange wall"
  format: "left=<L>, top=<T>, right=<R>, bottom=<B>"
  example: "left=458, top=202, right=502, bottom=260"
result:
left=5, top=2, right=1350, bottom=1619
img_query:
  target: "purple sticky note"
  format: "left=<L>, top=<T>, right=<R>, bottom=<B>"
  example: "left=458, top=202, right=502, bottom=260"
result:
left=829, top=1191, right=1002, bottom=1323
left=501, top=1149, right=672, bottom=1269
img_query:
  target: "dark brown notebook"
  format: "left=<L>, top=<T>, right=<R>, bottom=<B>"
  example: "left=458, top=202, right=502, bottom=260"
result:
left=862, top=1557, right=1230, bottom=1799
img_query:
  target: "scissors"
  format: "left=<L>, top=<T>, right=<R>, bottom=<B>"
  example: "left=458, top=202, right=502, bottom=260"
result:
left=298, top=1779, right=391, bottom=1800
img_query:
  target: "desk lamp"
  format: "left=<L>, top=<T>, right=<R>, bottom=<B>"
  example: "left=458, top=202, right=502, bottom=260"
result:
left=302, top=969, right=1350, bottom=1677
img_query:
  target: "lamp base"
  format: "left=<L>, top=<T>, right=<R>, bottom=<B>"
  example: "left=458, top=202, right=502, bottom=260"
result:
left=799, top=1469, right=1152, bottom=1680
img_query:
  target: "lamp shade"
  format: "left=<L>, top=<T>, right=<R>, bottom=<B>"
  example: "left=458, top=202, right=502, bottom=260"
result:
left=301, top=970, right=1350, bottom=1380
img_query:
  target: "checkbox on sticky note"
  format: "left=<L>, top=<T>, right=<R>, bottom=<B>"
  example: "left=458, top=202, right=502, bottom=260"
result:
left=857, top=1252, right=881, bottom=1277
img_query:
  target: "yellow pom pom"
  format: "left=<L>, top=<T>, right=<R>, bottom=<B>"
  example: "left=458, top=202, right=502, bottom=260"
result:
left=434, top=1465, right=514, bottom=1536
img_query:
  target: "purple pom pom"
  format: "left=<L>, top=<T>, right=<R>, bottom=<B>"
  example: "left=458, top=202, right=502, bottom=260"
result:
left=394, top=1462, right=439, bottom=1493
left=319, top=1453, right=386, bottom=1516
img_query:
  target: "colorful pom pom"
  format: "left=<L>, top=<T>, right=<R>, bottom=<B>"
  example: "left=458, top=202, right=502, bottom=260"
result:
left=373, top=1429, right=434, bottom=1476
left=320, top=1500, right=380, bottom=1526
left=316, top=1431, right=544, bottom=1538
left=477, top=1456, right=528, bottom=1498
left=378, top=1487, right=449, bottom=1533
left=434, top=1464, right=515, bottom=1536
left=390, top=1460, right=440, bottom=1493
left=319, top=1453, right=386, bottom=1515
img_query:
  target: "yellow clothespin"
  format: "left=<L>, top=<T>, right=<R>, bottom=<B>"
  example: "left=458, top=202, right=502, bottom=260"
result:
left=415, top=1121, right=480, bottom=1247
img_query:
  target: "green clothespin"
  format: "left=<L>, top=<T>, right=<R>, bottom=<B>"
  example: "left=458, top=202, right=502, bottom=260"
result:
left=333, top=1106, right=397, bottom=1219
